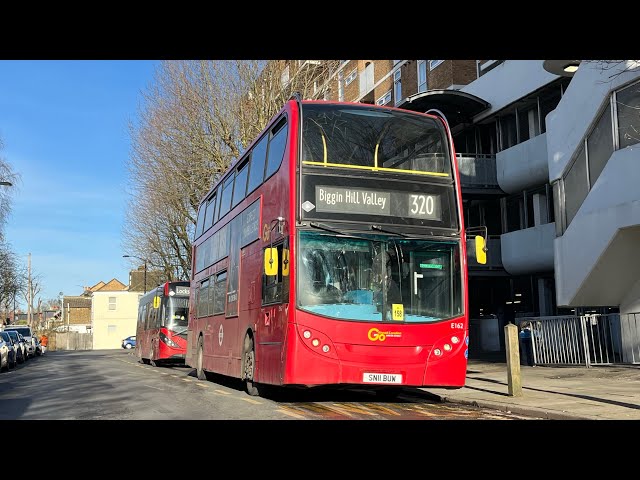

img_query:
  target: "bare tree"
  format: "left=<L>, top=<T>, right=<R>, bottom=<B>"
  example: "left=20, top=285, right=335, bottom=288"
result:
left=0, top=138, right=19, bottom=242
left=0, top=244, right=24, bottom=323
left=124, top=60, right=341, bottom=279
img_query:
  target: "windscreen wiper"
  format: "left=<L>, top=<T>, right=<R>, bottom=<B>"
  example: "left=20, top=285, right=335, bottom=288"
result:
left=371, top=224, right=408, bottom=237
left=309, top=222, right=368, bottom=240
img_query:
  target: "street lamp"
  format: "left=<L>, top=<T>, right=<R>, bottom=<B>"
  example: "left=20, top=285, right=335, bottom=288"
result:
left=58, top=291, right=64, bottom=331
left=123, top=255, right=147, bottom=293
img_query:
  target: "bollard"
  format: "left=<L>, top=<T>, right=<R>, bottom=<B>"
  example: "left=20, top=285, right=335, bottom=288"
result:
left=504, top=323, right=523, bottom=397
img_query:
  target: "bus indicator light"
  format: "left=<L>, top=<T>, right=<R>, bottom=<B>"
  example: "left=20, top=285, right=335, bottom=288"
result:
left=444, top=344, right=452, bottom=351
left=451, top=336, right=460, bottom=344
left=434, top=348, right=442, bottom=356
left=322, top=345, right=330, bottom=353
left=312, top=339, right=320, bottom=347
left=303, top=330, right=311, bottom=339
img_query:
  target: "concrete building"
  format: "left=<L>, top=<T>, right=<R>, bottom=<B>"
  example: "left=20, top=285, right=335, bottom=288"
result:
left=271, top=59, right=640, bottom=362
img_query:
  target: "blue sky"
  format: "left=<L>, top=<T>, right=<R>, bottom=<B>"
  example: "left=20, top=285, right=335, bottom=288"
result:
left=0, top=60, right=159, bottom=307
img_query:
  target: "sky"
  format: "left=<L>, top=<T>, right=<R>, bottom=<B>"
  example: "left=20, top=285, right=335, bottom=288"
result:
left=0, top=60, right=159, bottom=308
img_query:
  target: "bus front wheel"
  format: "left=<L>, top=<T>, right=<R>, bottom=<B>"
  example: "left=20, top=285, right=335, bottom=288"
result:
left=243, top=335, right=260, bottom=396
left=196, top=336, right=206, bottom=381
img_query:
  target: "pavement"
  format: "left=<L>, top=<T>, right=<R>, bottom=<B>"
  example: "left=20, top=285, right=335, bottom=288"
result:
left=420, top=355, right=640, bottom=420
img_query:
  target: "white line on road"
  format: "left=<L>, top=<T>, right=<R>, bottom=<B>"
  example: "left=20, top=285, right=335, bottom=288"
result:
left=214, top=390, right=232, bottom=395
left=196, top=383, right=209, bottom=388
left=239, top=397, right=262, bottom=405
left=182, top=378, right=191, bottom=382
left=143, top=384, right=164, bottom=391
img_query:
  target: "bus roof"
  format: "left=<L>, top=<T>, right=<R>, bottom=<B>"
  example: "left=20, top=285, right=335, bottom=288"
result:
left=197, top=99, right=446, bottom=210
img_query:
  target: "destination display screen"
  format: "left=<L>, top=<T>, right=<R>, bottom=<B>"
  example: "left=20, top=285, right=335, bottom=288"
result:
left=174, top=286, right=190, bottom=296
left=299, top=173, right=457, bottom=230
left=315, top=186, right=441, bottom=221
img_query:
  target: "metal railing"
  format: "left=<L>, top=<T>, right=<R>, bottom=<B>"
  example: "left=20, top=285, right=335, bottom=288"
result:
left=519, top=312, right=640, bottom=367
left=456, top=153, right=498, bottom=188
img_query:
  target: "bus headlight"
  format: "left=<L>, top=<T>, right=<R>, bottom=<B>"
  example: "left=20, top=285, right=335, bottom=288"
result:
left=159, top=332, right=179, bottom=348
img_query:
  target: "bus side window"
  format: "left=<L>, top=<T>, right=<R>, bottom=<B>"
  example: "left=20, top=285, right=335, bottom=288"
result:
left=213, top=271, right=227, bottom=315
left=262, top=242, right=289, bottom=305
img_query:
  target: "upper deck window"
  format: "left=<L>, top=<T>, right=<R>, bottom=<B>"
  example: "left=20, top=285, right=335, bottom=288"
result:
left=301, top=104, right=451, bottom=177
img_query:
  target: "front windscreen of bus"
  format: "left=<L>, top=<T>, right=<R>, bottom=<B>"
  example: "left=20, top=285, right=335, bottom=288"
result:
left=165, top=296, right=189, bottom=334
left=297, top=231, right=462, bottom=323
left=301, top=103, right=451, bottom=176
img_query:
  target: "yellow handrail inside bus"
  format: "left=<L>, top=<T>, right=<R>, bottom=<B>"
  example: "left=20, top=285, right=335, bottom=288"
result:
left=301, top=161, right=450, bottom=177
left=321, top=132, right=327, bottom=165
left=374, top=142, right=380, bottom=170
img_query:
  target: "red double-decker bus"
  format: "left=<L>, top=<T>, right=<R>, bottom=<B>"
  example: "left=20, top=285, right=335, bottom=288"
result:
left=136, top=281, right=190, bottom=366
left=186, top=96, right=485, bottom=397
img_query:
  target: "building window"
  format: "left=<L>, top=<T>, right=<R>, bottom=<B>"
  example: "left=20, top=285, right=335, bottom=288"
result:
left=429, top=60, right=444, bottom=70
left=376, top=90, right=392, bottom=106
left=563, top=144, right=588, bottom=226
left=108, top=325, right=117, bottom=334
left=504, top=194, right=525, bottom=233
left=477, top=60, right=504, bottom=77
left=539, top=87, right=562, bottom=134
left=108, top=297, right=116, bottom=311
left=417, top=60, right=427, bottom=93
left=615, top=80, right=640, bottom=149
left=393, top=60, right=401, bottom=66
left=393, top=69, right=402, bottom=105
left=281, top=65, right=290, bottom=86
left=338, top=71, right=344, bottom=101
left=499, top=113, right=518, bottom=150
left=517, top=104, right=540, bottom=143
left=345, top=68, right=357, bottom=86
left=587, top=103, right=613, bottom=187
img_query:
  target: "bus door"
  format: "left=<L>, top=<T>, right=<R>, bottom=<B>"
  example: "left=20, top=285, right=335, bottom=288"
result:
left=149, top=296, right=163, bottom=360
left=408, top=249, right=453, bottom=320
left=259, top=241, right=290, bottom=384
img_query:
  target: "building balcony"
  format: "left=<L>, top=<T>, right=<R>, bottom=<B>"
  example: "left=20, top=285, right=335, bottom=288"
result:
left=496, top=133, right=549, bottom=194
left=456, top=153, right=500, bottom=193
left=501, top=222, right=555, bottom=275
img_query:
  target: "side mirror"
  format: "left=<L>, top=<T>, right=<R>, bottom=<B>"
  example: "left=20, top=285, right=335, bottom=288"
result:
left=264, top=248, right=278, bottom=276
left=282, top=248, right=290, bottom=277
left=475, top=235, right=487, bottom=265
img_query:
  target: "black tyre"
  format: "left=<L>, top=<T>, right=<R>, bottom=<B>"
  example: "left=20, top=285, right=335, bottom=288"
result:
left=243, top=335, right=261, bottom=396
left=196, top=337, right=206, bottom=381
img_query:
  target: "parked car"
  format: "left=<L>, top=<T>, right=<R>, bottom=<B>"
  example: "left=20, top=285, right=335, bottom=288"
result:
left=4, top=325, right=36, bottom=358
left=0, top=333, right=11, bottom=372
left=5, top=330, right=25, bottom=364
left=122, top=336, right=136, bottom=349
left=0, top=331, right=17, bottom=368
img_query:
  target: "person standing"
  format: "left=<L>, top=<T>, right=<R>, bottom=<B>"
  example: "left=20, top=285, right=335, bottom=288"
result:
left=519, top=322, right=534, bottom=366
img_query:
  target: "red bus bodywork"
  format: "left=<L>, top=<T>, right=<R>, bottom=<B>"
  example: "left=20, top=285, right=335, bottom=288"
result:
left=187, top=99, right=469, bottom=395
left=136, top=281, right=190, bottom=366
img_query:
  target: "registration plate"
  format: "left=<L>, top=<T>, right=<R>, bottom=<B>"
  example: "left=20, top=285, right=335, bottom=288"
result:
left=363, top=373, right=403, bottom=384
